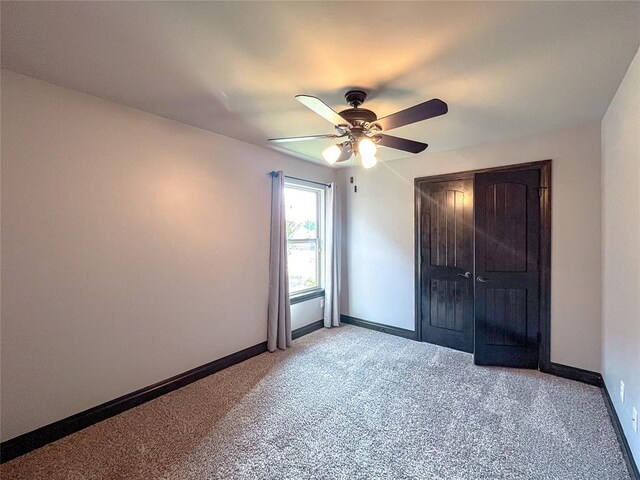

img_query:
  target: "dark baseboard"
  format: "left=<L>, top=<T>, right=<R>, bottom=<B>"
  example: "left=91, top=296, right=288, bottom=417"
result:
left=340, top=314, right=418, bottom=341
left=544, top=362, right=603, bottom=387
left=292, top=319, right=324, bottom=340
left=540, top=363, right=638, bottom=478
left=3, top=321, right=635, bottom=479
left=602, top=382, right=640, bottom=480
left=341, top=315, right=636, bottom=474
left=0, top=341, right=268, bottom=464
left=0, top=318, right=327, bottom=464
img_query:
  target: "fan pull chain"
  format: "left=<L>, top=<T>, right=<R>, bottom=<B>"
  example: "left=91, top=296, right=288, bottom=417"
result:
left=350, top=161, right=358, bottom=193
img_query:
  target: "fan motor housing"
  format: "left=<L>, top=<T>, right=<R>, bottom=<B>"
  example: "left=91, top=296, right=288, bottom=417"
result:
left=338, top=108, right=378, bottom=125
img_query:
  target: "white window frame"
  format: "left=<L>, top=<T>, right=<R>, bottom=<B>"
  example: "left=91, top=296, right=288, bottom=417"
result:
left=284, top=179, right=325, bottom=298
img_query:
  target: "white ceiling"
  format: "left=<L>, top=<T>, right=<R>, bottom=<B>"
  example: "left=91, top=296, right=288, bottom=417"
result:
left=2, top=1, right=639, bottom=165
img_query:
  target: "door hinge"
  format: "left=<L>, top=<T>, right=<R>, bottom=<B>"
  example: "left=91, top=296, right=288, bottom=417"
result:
left=537, top=187, right=546, bottom=198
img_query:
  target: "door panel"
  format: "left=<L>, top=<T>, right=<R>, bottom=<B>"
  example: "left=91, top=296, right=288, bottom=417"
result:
left=484, top=183, right=528, bottom=272
left=474, top=169, right=540, bottom=367
left=485, top=288, right=527, bottom=346
left=419, top=178, right=474, bottom=352
left=430, top=189, right=466, bottom=267
left=429, top=279, right=465, bottom=331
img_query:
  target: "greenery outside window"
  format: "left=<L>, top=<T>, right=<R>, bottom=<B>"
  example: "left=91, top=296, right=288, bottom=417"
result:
left=284, top=180, right=325, bottom=297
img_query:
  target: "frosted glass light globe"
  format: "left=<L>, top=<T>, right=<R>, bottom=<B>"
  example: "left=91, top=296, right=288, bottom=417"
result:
left=322, top=144, right=341, bottom=164
left=361, top=153, right=378, bottom=169
left=358, top=138, right=377, bottom=157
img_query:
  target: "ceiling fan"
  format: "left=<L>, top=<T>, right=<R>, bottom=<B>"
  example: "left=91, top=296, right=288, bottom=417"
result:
left=268, top=89, right=448, bottom=168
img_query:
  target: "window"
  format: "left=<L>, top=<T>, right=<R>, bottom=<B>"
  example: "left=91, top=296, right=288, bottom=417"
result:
left=284, top=180, right=325, bottom=296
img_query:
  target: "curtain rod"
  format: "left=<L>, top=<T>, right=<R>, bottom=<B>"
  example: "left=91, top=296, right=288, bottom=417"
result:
left=267, top=171, right=331, bottom=188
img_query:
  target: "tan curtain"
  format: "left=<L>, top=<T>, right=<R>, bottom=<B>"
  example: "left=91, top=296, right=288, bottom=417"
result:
left=324, top=182, right=340, bottom=328
left=267, top=171, right=292, bottom=351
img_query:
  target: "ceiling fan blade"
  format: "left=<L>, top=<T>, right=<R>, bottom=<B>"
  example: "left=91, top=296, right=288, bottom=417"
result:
left=336, top=143, right=353, bottom=162
left=375, top=134, right=428, bottom=154
left=376, top=99, right=448, bottom=132
left=296, top=95, right=353, bottom=127
left=268, top=134, right=339, bottom=143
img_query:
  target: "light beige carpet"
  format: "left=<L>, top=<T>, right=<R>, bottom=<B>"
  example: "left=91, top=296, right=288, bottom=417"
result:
left=0, top=325, right=630, bottom=479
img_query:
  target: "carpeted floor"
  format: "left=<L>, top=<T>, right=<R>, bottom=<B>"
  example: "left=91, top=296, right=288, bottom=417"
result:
left=0, top=325, right=630, bottom=479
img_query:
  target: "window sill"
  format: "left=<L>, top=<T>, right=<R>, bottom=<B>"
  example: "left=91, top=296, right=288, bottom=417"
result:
left=290, top=289, right=325, bottom=305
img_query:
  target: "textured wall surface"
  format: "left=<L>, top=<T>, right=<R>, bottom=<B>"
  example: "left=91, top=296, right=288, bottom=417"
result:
left=601, top=48, right=640, bottom=467
left=340, top=122, right=603, bottom=373
left=0, top=70, right=334, bottom=441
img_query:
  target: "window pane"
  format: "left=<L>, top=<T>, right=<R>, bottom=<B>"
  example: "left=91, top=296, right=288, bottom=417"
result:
left=287, top=242, right=318, bottom=293
left=285, top=187, right=318, bottom=240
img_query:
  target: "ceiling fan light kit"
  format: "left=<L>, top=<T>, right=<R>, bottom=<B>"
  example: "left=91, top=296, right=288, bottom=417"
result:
left=269, top=89, right=448, bottom=169
left=322, top=144, right=342, bottom=164
left=360, top=151, right=378, bottom=169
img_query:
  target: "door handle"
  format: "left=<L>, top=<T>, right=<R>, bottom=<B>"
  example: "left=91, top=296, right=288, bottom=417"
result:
left=457, top=272, right=472, bottom=278
left=476, top=276, right=489, bottom=283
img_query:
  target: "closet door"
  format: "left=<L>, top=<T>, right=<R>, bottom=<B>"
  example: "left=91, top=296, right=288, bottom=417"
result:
left=473, top=169, right=540, bottom=368
left=418, top=178, right=474, bottom=353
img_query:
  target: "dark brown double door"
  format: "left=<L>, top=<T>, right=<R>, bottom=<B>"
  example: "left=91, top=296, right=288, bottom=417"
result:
left=417, top=166, right=543, bottom=368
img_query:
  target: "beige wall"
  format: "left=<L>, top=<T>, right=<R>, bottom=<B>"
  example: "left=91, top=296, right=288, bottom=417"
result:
left=0, top=70, right=335, bottom=441
left=340, top=122, right=603, bottom=372
left=601, top=48, right=640, bottom=464
left=2, top=61, right=631, bottom=446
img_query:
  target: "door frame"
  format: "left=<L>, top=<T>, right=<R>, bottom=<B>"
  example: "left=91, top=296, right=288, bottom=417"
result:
left=414, top=159, right=552, bottom=371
